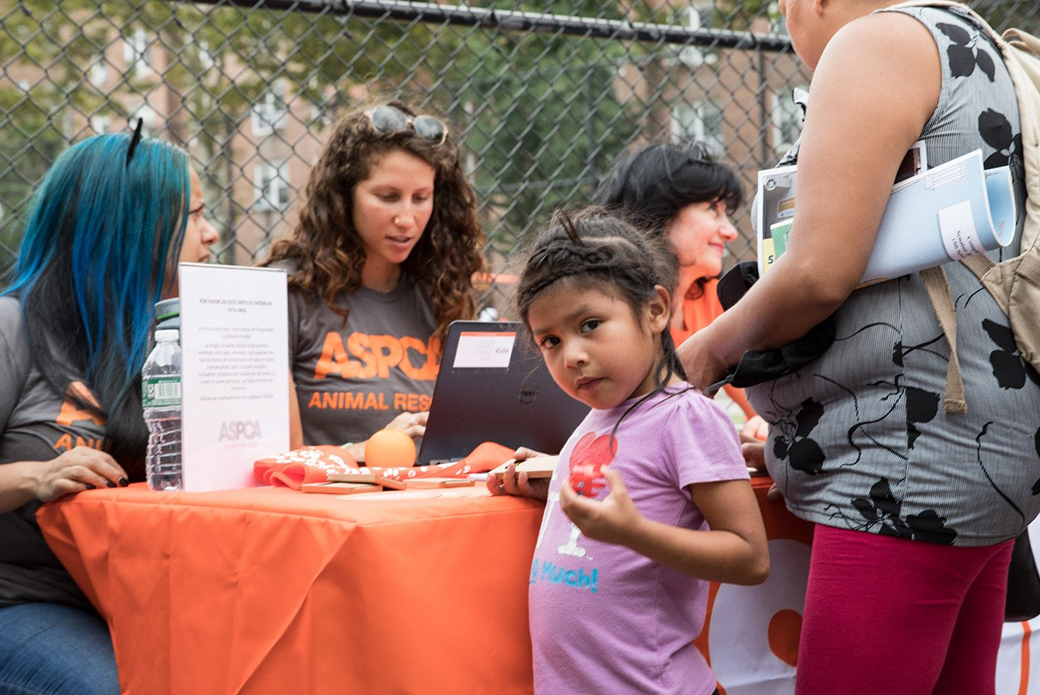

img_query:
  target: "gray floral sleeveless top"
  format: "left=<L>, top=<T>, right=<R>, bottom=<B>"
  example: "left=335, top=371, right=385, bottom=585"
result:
left=748, top=6, right=1040, bottom=547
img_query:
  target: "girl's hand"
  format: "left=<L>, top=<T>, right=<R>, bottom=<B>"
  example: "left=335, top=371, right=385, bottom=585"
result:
left=384, top=410, right=428, bottom=440
left=487, top=448, right=553, bottom=502
left=33, top=447, right=128, bottom=502
left=512, top=446, right=546, bottom=462
left=559, top=467, right=642, bottom=546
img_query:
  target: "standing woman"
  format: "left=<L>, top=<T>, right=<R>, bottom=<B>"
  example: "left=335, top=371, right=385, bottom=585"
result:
left=593, top=142, right=761, bottom=432
left=0, top=131, right=217, bottom=693
left=265, top=101, right=485, bottom=458
left=679, top=0, right=1040, bottom=691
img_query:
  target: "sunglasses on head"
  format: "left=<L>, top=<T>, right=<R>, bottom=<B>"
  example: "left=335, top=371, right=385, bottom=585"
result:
left=365, top=105, right=448, bottom=145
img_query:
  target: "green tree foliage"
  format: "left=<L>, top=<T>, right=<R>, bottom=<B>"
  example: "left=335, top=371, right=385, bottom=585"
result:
left=0, top=0, right=112, bottom=274
left=1, top=0, right=647, bottom=276
left=433, top=0, right=640, bottom=255
left=973, top=0, right=1040, bottom=34
left=0, top=87, right=64, bottom=266
left=712, top=0, right=775, bottom=31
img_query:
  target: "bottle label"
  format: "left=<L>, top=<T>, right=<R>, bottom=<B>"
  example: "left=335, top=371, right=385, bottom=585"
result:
left=143, top=376, right=182, bottom=408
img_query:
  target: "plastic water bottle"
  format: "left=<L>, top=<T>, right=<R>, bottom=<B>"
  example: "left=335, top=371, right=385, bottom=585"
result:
left=143, top=328, right=183, bottom=491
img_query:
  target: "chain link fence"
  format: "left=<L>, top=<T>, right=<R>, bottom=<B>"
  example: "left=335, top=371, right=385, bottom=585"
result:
left=1, top=0, right=1036, bottom=316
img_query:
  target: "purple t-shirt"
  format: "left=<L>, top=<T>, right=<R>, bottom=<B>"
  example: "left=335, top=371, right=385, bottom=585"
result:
left=529, top=384, right=748, bottom=695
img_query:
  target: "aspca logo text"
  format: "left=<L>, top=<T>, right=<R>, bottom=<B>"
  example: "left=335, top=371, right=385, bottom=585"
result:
left=218, top=420, right=262, bottom=441
left=314, top=332, right=441, bottom=381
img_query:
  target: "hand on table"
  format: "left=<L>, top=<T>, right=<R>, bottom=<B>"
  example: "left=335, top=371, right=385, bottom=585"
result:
left=559, top=467, right=642, bottom=547
left=385, top=410, right=428, bottom=440
left=741, top=415, right=768, bottom=442
left=486, top=447, right=552, bottom=502
left=739, top=430, right=767, bottom=473
left=737, top=421, right=783, bottom=500
left=345, top=412, right=429, bottom=463
left=33, top=447, right=128, bottom=502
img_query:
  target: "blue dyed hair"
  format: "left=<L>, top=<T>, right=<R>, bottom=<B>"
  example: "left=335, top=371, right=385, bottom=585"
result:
left=5, top=132, right=190, bottom=472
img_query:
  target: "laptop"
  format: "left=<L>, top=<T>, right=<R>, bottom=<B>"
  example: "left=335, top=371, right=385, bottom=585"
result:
left=417, top=321, right=590, bottom=465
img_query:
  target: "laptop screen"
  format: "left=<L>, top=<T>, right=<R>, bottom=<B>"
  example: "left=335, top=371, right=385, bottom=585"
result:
left=417, top=320, right=590, bottom=465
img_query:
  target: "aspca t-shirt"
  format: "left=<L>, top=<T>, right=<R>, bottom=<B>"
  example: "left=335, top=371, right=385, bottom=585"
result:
left=529, top=385, right=748, bottom=695
left=0, top=296, right=106, bottom=610
left=285, top=274, right=440, bottom=446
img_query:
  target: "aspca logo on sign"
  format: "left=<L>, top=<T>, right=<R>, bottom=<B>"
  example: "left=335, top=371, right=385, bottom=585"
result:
left=218, top=420, right=262, bottom=441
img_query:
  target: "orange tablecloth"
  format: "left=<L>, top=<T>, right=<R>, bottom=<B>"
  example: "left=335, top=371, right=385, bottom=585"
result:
left=37, top=484, right=544, bottom=695
left=37, top=477, right=811, bottom=695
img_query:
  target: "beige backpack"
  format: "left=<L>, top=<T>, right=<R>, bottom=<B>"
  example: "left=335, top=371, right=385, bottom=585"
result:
left=892, top=0, right=1040, bottom=414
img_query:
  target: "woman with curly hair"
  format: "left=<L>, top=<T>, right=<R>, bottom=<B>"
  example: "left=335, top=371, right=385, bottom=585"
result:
left=264, top=101, right=485, bottom=457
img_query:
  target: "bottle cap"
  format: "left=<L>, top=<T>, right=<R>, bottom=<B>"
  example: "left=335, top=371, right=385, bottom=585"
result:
left=154, top=329, right=180, bottom=342
left=154, top=298, right=180, bottom=330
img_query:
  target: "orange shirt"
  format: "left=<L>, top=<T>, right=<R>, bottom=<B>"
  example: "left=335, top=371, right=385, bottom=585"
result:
left=670, top=279, right=756, bottom=420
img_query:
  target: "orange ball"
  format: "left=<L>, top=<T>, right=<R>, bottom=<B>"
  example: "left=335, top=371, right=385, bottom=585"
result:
left=365, top=429, right=417, bottom=469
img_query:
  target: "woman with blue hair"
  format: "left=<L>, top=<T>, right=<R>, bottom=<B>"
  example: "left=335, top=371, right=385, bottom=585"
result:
left=0, top=131, right=217, bottom=693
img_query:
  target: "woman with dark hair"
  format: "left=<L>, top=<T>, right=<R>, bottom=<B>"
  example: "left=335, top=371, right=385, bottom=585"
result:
left=264, top=101, right=485, bottom=457
left=0, top=131, right=217, bottom=693
left=593, top=142, right=761, bottom=433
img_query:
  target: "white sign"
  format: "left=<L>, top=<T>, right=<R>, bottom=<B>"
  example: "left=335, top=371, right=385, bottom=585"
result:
left=179, top=264, right=289, bottom=491
left=452, top=331, right=516, bottom=369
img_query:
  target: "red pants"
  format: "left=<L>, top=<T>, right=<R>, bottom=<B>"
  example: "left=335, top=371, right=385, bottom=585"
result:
left=796, top=524, right=1013, bottom=695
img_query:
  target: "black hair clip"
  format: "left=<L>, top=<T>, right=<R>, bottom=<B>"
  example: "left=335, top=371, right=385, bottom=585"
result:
left=125, top=118, right=144, bottom=167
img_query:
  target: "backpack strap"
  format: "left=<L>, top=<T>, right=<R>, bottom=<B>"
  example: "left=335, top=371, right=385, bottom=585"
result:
left=960, top=253, right=1018, bottom=316
left=1006, top=29, right=1040, bottom=60
left=920, top=266, right=968, bottom=414
left=890, top=0, right=1040, bottom=411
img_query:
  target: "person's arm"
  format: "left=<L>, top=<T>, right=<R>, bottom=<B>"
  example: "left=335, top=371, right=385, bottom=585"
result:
left=679, top=12, right=941, bottom=389
left=0, top=308, right=126, bottom=511
left=0, top=448, right=128, bottom=514
left=560, top=468, right=768, bottom=585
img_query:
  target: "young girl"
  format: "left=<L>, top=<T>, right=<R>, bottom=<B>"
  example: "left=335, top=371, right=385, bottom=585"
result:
left=492, top=210, right=768, bottom=695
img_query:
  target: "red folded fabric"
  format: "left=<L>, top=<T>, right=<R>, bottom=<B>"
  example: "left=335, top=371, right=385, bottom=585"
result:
left=253, top=446, right=359, bottom=490
left=253, top=442, right=515, bottom=490
left=367, top=441, right=515, bottom=482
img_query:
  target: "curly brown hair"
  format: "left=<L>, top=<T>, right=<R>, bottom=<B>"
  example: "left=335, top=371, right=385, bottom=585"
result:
left=263, top=100, right=486, bottom=342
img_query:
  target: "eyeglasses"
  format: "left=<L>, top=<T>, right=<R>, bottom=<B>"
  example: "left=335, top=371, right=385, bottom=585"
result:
left=365, top=105, right=448, bottom=145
